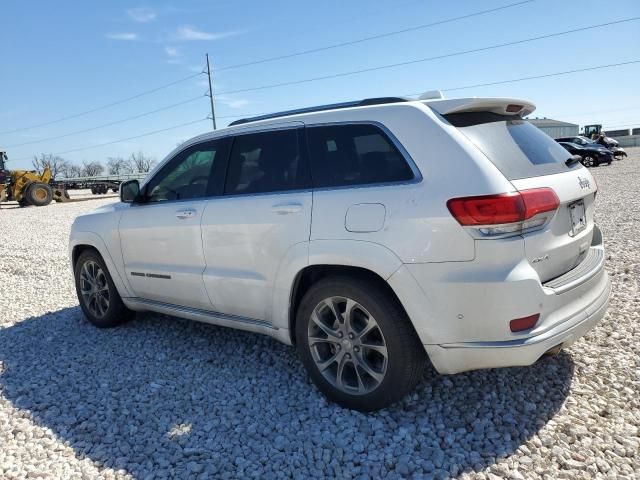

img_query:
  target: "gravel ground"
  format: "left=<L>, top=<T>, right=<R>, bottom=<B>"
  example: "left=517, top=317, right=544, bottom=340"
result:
left=0, top=152, right=638, bottom=479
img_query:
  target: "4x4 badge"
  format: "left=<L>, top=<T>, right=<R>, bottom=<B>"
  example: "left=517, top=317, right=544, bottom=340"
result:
left=578, top=177, right=590, bottom=189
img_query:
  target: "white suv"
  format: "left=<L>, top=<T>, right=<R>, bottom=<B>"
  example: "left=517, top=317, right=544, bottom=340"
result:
left=69, top=95, right=611, bottom=411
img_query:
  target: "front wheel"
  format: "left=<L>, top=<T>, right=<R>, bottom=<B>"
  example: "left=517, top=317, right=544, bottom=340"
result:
left=295, top=276, right=426, bottom=411
left=25, top=182, right=53, bottom=206
left=74, top=250, right=134, bottom=328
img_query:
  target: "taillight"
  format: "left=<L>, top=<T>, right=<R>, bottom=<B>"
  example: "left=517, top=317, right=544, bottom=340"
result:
left=447, top=192, right=524, bottom=226
left=520, top=188, right=560, bottom=219
left=447, top=188, right=559, bottom=236
left=510, top=314, right=540, bottom=332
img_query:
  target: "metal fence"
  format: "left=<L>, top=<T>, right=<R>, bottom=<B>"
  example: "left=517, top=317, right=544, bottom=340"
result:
left=611, top=135, right=640, bottom=148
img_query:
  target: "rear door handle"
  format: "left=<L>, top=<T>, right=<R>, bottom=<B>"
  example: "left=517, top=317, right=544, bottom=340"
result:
left=271, top=203, right=303, bottom=215
left=175, top=208, right=196, bottom=219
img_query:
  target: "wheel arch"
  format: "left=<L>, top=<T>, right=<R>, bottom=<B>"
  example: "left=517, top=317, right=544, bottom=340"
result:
left=70, top=231, right=133, bottom=298
left=287, top=264, right=413, bottom=346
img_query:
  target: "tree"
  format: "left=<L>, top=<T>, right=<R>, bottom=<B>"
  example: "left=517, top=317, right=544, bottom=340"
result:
left=81, top=160, right=105, bottom=177
left=32, top=153, right=68, bottom=180
left=107, top=157, right=132, bottom=175
left=59, top=161, right=83, bottom=178
left=128, top=151, right=156, bottom=173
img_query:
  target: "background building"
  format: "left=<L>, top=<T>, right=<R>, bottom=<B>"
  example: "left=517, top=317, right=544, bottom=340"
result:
left=527, top=118, right=579, bottom=138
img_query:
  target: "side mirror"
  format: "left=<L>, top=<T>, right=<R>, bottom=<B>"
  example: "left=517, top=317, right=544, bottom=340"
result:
left=120, top=179, right=140, bottom=203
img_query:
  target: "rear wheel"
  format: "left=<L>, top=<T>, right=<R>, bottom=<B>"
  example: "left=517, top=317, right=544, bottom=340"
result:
left=74, top=250, right=134, bottom=328
left=295, top=275, right=426, bottom=411
left=582, top=155, right=596, bottom=167
left=25, top=182, right=53, bottom=206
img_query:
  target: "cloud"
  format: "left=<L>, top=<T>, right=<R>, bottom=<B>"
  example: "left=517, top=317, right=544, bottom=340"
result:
left=165, top=46, right=181, bottom=57
left=127, top=7, right=157, bottom=23
left=106, top=32, right=139, bottom=41
left=218, top=96, right=250, bottom=109
left=173, top=25, right=240, bottom=41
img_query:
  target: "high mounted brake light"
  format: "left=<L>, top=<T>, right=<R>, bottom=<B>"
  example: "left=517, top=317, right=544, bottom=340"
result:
left=447, top=188, right=559, bottom=236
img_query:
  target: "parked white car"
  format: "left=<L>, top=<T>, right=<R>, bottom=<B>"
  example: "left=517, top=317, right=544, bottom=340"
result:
left=70, top=95, right=610, bottom=411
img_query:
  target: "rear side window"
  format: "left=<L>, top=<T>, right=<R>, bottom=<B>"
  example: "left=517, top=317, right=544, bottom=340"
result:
left=224, top=128, right=309, bottom=195
left=307, top=124, right=414, bottom=188
left=443, top=113, right=578, bottom=180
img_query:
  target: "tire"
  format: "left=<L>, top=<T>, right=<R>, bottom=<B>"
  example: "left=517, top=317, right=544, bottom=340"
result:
left=18, top=198, right=30, bottom=207
left=25, top=182, right=53, bottom=206
left=295, top=275, right=426, bottom=411
left=91, top=186, right=97, bottom=194
left=74, top=249, right=134, bottom=328
left=582, top=156, right=595, bottom=167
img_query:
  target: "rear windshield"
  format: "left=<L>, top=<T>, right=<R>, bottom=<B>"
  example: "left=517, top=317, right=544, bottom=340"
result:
left=442, top=112, right=579, bottom=180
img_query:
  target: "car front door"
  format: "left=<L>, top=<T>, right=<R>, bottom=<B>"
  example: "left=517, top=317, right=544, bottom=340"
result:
left=119, top=138, right=230, bottom=309
left=200, top=124, right=312, bottom=322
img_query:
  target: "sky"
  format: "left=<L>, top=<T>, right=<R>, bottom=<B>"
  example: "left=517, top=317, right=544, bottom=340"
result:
left=1, top=0, right=639, bottom=170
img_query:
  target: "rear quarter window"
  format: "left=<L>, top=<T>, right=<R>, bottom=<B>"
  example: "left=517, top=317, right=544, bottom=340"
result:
left=306, top=123, right=415, bottom=188
left=442, top=112, right=579, bottom=180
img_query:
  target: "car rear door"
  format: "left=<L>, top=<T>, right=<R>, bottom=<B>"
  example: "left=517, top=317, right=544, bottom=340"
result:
left=199, top=123, right=312, bottom=322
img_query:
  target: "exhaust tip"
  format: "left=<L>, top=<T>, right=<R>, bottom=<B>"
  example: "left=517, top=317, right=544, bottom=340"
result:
left=544, top=344, right=563, bottom=357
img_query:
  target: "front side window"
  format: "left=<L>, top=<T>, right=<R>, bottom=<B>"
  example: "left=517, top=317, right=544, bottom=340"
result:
left=144, top=139, right=227, bottom=202
left=224, top=128, right=308, bottom=195
left=306, top=124, right=414, bottom=188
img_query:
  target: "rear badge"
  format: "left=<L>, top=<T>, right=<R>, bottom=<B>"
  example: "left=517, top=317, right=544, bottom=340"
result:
left=531, top=254, right=550, bottom=264
left=578, top=176, right=590, bottom=189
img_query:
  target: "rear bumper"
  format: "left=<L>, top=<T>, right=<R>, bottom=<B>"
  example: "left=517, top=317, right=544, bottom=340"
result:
left=425, top=271, right=610, bottom=374
left=388, top=224, right=611, bottom=375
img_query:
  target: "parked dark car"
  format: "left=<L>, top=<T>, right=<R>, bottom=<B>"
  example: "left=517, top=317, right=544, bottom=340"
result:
left=556, top=135, right=627, bottom=159
left=557, top=141, right=613, bottom=167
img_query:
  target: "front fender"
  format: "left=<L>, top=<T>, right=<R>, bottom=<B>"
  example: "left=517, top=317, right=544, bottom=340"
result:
left=69, top=230, right=133, bottom=298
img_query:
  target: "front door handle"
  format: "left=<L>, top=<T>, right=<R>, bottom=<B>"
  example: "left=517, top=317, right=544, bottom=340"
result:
left=176, top=208, right=196, bottom=219
left=271, top=203, right=303, bottom=215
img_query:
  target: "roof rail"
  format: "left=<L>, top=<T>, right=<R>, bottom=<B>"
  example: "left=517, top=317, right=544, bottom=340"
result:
left=228, top=97, right=409, bottom=126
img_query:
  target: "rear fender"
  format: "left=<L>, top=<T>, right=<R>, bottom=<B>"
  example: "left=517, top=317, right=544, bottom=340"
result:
left=271, top=239, right=406, bottom=332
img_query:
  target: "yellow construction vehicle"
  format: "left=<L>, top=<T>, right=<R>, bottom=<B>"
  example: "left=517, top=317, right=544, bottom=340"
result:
left=0, top=150, right=70, bottom=207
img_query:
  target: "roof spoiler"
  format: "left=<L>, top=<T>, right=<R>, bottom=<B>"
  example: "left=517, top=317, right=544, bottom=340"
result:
left=423, top=97, right=536, bottom=117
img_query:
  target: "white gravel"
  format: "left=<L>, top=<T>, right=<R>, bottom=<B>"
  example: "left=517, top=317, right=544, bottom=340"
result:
left=0, top=152, right=638, bottom=479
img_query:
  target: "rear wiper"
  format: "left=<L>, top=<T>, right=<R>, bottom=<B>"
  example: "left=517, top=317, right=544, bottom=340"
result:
left=565, top=155, right=582, bottom=167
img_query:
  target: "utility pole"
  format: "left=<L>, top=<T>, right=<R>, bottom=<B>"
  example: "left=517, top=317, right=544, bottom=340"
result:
left=205, top=53, right=217, bottom=130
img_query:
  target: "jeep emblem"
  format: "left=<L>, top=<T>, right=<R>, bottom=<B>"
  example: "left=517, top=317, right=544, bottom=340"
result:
left=578, top=177, right=590, bottom=189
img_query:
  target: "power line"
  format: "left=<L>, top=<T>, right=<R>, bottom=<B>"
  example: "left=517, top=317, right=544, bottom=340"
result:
left=11, top=118, right=208, bottom=162
left=215, top=17, right=640, bottom=96
left=216, top=60, right=640, bottom=125
left=11, top=60, right=639, bottom=162
left=5, top=95, right=206, bottom=148
left=0, top=72, right=204, bottom=135
left=542, top=105, right=640, bottom=118
left=424, top=60, right=640, bottom=92
left=215, top=0, right=536, bottom=72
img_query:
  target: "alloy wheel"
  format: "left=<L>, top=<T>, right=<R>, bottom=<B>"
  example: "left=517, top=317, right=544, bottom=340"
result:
left=307, top=296, right=388, bottom=395
left=79, top=260, right=110, bottom=318
left=583, top=156, right=595, bottom=167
